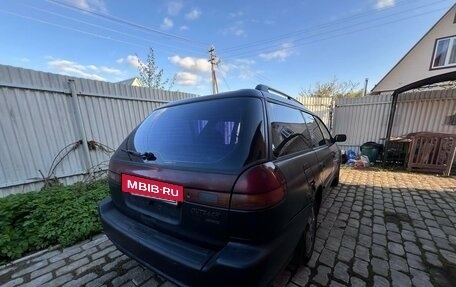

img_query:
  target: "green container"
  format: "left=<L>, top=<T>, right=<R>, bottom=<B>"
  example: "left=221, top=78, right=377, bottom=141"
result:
left=361, top=146, right=379, bottom=163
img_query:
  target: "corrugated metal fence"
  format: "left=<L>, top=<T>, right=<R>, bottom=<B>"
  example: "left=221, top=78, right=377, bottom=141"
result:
left=299, top=89, right=456, bottom=153
left=0, top=65, right=195, bottom=196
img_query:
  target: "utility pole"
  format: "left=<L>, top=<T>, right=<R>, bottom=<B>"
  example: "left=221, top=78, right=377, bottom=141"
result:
left=208, top=45, right=219, bottom=94
left=363, top=78, right=368, bottom=97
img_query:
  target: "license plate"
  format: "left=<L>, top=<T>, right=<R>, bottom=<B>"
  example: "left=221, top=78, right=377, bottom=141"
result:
left=121, top=174, right=184, bottom=203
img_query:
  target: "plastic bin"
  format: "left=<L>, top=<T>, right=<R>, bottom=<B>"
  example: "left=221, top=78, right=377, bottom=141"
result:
left=360, top=142, right=380, bottom=163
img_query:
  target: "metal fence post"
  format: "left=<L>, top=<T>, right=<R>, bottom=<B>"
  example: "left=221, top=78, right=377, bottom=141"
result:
left=68, top=79, right=92, bottom=173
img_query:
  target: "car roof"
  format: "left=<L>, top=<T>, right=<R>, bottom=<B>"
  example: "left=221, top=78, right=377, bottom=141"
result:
left=161, top=85, right=313, bottom=114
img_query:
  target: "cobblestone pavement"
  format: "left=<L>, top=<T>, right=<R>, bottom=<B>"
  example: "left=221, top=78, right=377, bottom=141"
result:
left=1, top=168, right=456, bottom=287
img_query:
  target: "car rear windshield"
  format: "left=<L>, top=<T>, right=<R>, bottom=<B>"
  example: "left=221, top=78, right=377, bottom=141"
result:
left=133, top=97, right=266, bottom=172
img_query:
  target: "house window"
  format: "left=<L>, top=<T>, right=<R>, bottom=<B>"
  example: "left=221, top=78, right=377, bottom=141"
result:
left=431, top=36, right=456, bottom=69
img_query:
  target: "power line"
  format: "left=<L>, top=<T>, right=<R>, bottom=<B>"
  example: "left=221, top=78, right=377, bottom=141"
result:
left=219, top=0, right=449, bottom=54
left=221, top=3, right=449, bottom=60
left=16, top=2, right=206, bottom=56
left=46, top=0, right=209, bottom=48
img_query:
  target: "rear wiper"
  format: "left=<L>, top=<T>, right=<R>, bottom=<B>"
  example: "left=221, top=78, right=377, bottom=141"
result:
left=121, top=149, right=157, bottom=161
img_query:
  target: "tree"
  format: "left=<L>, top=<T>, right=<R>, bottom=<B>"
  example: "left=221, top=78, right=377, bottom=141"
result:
left=299, top=78, right=363, bottom=98
left=137, top=48, right=174, bottom=90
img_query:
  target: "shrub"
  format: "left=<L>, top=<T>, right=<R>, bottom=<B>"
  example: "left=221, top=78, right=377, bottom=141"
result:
left=0, top=180, right=108, bottom=263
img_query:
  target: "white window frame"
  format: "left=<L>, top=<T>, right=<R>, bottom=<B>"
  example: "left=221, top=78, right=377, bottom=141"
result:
left=431, top=36, right=456, bottom=69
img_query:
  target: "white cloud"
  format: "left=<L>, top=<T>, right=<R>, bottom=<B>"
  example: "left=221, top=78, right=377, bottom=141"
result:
left=375, top=0, right=395, bottom=9
left=259, top=43, right=294, bottom=61
left=116, top=55, right=141, bottom=69
left=70, top=0, right=107, bottom=13
left=174, top=72, right=199, bottom=85
left=224, top=21, right=246, bottom=37
left=185, top=8, right=202, bottom=20
left=20, top=57, right=30, bottom=63
left=167, top=1, right=183, bottom=16
left=229, top=11, right=244, bottom=18
left=169, top=55, right=211, bottom=73
left=161, top=17, right=174, bottom=30
left=48, top=59, right=127, bottom=81
left=180, top=25, right=189, bottom=31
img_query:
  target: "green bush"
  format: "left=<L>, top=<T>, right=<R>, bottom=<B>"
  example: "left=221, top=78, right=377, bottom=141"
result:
left=0, top=180, right=109, bottom=263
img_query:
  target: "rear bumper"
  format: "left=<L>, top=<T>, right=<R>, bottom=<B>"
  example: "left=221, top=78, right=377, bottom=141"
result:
left=99, top=198, right=304, bottom=287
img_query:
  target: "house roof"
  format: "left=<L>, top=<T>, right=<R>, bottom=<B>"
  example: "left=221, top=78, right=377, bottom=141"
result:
left=116, top=77, right=141, bottom=86
left=372, top=4, right=456, bottom=93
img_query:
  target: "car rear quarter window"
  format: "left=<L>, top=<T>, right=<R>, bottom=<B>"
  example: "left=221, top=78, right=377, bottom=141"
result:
left=301, top=112, right=326, bottom=147
left=133, top=97, right=265, bottom=172
left=314, top=117, right=332, bottom=145
left=267, top=103, right=313, bottom=157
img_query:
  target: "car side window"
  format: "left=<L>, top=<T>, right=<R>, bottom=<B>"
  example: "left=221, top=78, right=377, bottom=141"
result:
left=301, top=112, right=326, bottom=147
left=268, top=103, right=313, bottom=157
left=315, top=117, right=332, bottom=145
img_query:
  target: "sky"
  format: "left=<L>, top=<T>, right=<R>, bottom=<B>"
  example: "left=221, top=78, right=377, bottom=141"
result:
left=0, top=0, right=454, bottom=96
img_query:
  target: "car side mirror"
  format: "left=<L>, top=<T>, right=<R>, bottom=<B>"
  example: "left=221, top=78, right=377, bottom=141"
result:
left=333, top=134, right=347, bottom=143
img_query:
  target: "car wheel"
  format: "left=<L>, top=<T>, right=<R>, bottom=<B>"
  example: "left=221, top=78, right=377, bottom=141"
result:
left=300, top=203, right=317, bottom=264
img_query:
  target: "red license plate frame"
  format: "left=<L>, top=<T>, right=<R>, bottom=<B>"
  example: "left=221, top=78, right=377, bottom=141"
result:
left=121, top=174, right=184, bottom=204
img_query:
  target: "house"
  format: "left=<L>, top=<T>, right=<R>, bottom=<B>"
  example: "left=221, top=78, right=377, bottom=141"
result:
left=368, top=4, right=456, bottom=175
left=372, top=4, right=456, bottom=94
left=116, top=77, right=142, bottom=87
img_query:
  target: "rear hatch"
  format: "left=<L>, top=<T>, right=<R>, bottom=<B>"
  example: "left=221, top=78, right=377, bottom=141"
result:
left=108, top=96, right=266, bottom=248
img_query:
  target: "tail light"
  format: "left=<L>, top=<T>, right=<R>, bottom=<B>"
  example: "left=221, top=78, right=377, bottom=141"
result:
left=108, top=160, right=121, bottom=182
left=230, top=163, right=286, bottom=210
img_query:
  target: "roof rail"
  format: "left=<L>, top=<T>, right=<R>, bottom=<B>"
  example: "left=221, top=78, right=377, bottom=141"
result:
left=255, top=84, right=303, bottom=106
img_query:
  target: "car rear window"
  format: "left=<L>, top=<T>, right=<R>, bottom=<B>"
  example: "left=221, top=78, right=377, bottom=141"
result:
left=133, top=97, right=266, bottom=172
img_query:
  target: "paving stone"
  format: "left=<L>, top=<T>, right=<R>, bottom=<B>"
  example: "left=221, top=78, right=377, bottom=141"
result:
left=373, top=233, right=387, bottom=247
left=419, top=238, right=438, bottom=253
left=350, top=277, right=366, bottom=287
left=307, top=250, right=319, bottom=268
left=333, top=262, right=349, bottom=284
left=389, top=254, right=408, bottom=273
left=98, top=239, right=114, bottom=250
left=30, top=259, right=66, bottom=279
left=352, top=258, right=369, bottom=278
left=45, top=274, right=73, bottom=286
left=63, top=272, right=98, bottom=287
left=30, top=249, right=61, bottom=263
left=358, top=234, right=372, bottom=248
left=2, top=278, right=24, bottom=287
left=373, top=275, right=390, bottom=287
left=373, top=224, right=387, bottom=235
left=341, top=235, right=356, bottom=250
left=111, top=266, right=143, bottom=287
left=329, top=280, right=345, bottom=287
left=291, top=266, right=311, bottom=286
left=424, top=252, right=443, bottom=267
left=386, top=223, right=400, bottom=233
left=391, top=270, right=411, bottom=287
left=433, top=237, right=453, bottom=251
left=108, top=250, right=124, bottom=260
left=337, top=246, right=354, bottom=263
left=388, top=242, right=405, bottom=256
left=410, top=268, right=433, bottom=287
left=86, top=271, right=117, bottom=287
left=102, top=254, right=130, bottom=272
left=404, top=241, right=421, bottom=255
left=91, top=245, right=117, bottom=260
left=70, top=246, right=99, bottom=261
left=415, top=229, right=432, bottom=240
left=81, top=235, right=108, bottom=250
left=312, top=265, right=331, bottom=286
left=49, top=245, right=82, bottom=263
left=371, top=257, right=389, bottom=277
left=326, top=236, right=341, bottom=252
left=319, top=248, right=336, bottom=267
left=387, top=231, right=402, bottom=243
left=440, top=249, right=456, bottom=264
left=75, top=257, right=106, bottom=276
left=401, top=229, right=416, bottom=241
left=142, top=275, right=165, bottom=287
left=355, top=245, right=370, bottom=262
left=55, top=258, right=89, bottom=277
left=20, top=273, right=53, bottom=287
left=372, top=244, right=388, bottom=260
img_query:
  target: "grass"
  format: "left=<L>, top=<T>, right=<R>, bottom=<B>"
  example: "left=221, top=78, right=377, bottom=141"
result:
left=0, top=179, right=109, bottom=264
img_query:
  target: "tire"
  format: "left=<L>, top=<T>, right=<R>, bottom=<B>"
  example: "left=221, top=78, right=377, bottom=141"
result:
left=299, top=203, right=317, bottom=264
